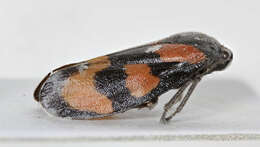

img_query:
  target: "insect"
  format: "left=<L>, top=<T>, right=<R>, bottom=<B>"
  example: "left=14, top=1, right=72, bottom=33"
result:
left=34, top=32, right=233, bottom=123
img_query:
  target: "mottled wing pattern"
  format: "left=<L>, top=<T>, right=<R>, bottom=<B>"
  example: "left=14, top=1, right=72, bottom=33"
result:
left=35, top=43, right=207, bottom=119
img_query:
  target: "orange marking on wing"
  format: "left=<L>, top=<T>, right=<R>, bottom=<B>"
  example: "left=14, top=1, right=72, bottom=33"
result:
left=62, top=56, right=113, bottom=114
left=125, top=64, right=160, bottom=97
left=88, top=56, right=110, bottom=65
left=155, top=44, right=206, bottom=64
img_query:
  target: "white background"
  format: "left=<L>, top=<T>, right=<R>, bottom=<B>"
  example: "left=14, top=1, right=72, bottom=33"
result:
left=1, top=0, right=260, bottom=95
left=1, top=0, right=260, bottom=145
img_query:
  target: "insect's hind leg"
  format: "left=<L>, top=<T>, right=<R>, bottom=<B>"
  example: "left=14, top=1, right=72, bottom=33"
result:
left=137, top=96, right=158, bottom=110
left=160, top=78, right=200, bottom=124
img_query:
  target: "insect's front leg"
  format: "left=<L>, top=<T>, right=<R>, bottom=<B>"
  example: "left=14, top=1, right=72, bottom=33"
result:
left=175, top=93, right=183, bottom=104
left=160, top=82, right=191, bottom=124
left=160, top=78, right=201, bottom=124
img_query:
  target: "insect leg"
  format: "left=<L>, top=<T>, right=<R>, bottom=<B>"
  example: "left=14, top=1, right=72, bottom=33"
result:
left=161, top=78, right=200, bottom=124
left=160, top=81, right=191, bottom=124
left=176, top=93, right=183, bottom=103
left=137, top=97, right=158, bottom=110
left=147, top=96, right=159, bottom=110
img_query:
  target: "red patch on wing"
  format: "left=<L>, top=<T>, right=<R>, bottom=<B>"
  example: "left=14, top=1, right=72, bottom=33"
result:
left=125, top=64, right=160, bottom=97
left=155, top=44, right=206, bottom=64
left=62, top=56, right=114, bottom=114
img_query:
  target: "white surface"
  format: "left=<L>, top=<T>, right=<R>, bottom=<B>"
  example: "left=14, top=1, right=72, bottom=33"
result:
left=2, top=142, right=260, bottom=147
left=0, top=77, right=260, bottom=141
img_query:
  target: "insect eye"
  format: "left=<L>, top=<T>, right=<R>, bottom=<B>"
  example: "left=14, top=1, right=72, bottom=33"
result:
left=223, top=50, right=229, bottom=59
